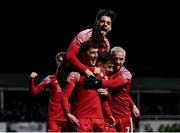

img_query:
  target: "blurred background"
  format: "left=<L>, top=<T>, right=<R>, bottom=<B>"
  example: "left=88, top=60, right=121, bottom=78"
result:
left=0, top=1, right=180, bottom=132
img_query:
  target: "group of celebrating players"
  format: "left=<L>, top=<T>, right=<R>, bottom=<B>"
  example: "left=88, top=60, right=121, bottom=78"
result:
left=29, top=8, right=140, bottom=132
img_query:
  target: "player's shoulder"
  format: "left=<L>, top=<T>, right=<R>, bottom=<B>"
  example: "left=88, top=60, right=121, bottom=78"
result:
left=121, top=66, right=130, bottom=72
left=73, top=29, right=92, bottom=45
left=49, top=74, right=57, bottom=81
left=42, top=75, right=52, bottom=83
left=44, top=75, right=51, bottom=79
left=121, top=66, right=132, bottom=79
left=77, top=29, right=92, bottom=37
left=78, top=28, right=92, bottom=34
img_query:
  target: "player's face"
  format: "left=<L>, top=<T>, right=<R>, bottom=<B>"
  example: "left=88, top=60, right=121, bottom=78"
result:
left=104, top=61, right=114, bottom=76
left=56, top=57, right=63, bottom=67
left=96, top=16, right=112, bottom=36
left=112, top=51, right=125, bottom=71
left=83, top=48, right=98, bottom=66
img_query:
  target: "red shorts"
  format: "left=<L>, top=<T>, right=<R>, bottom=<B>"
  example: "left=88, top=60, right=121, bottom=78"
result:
left=115, top=117, right=133, bottom=132
left=75, top=118, right=106, bottom=132
left=104, top=118, right=116, bottom=132
left=47, top=120, right=68, bottom=132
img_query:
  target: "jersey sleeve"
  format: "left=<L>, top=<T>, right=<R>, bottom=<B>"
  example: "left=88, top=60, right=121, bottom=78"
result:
left=65, top=31, right=90, bottom=73
left=62, top=72, right=80, bottom=114
left=106, top=91, right=112, bottom=102
left=29, top=75, right=50, bottom=95
left=102, top=74, right=128, bottom=89
left=102, top=99, right=113, bottom=117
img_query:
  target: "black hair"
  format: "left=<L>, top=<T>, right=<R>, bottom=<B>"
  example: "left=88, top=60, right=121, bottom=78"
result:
left=95, top=8, right=117, bottom=24
left=98, top=51, right=112, bottom=65
left=78, top=40, right=99, bottom=55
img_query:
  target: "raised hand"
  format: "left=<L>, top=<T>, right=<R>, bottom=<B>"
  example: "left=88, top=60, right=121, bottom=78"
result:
left=30, top=72, right=38, bottom=79
left=85, top=69, right=95, bottom=77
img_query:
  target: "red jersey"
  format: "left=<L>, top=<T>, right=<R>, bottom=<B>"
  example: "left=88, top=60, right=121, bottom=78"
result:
left=95, top=68, right=113, bottom=120
left=29, top=75, right=66, bottom=121
left=65, top=29, right=110, bottom=72
left=101, top=66, right=132, bottom=118
left=96, top=69, right=113, bottom=117
left=62, top=72, right=104, bottom=119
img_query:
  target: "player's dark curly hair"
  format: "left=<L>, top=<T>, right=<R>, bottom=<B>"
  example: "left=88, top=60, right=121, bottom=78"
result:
left=78, top=40, right=99, bottom=55
left=95, top=8, right=117, bottom=24
left=98, top=51, right=113, bottom=65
